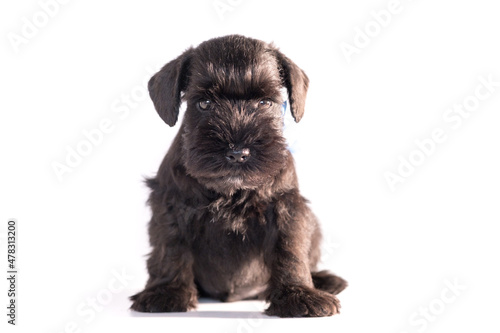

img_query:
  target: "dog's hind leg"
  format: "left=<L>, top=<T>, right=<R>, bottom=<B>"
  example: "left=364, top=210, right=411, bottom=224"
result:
left=311, top=270, right=348, bottom=295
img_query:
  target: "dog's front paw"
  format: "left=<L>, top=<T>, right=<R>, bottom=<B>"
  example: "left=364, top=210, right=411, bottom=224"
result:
left=265, top=286, right=340, bottom=317
left=130, top=285, right=197, bottom=313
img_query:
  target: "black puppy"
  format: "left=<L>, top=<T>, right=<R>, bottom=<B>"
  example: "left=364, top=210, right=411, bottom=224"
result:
left=130, top=35, right=346, bottom=317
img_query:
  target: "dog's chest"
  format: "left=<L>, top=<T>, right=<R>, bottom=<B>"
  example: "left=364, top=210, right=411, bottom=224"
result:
left=187, top=194, right=275, bottom=300
left=204, top=191, right=273, bottom=234
left=191, top=215, right=270, bottom=300
left=191, top=202, right=270, bottom=253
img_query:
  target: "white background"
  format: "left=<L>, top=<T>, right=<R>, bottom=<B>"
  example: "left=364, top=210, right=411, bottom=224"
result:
left=1, top=0, right=500, bottom=332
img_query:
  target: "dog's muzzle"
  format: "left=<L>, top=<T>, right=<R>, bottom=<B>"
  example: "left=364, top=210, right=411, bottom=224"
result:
left=225, top=148, right=251, bottom=164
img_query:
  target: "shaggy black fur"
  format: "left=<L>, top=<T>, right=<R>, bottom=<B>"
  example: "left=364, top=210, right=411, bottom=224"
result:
left=130, top=35, right=347, bottom=317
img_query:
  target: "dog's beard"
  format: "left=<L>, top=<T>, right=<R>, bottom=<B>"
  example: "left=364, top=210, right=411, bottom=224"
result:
left=181, top=119, right=288, bottom=194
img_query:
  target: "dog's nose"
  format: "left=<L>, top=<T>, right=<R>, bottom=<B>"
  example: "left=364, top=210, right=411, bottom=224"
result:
left=226, top=148, right=251, bottom=163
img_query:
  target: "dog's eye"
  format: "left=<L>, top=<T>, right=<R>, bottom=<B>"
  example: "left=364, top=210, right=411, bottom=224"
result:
left=258, top=99, right=273, bottom=109
left=198, top=100, right=212, bottom=110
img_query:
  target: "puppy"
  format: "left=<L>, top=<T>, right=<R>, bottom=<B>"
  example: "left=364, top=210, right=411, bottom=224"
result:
left=130, top=35, right=347, bottom=317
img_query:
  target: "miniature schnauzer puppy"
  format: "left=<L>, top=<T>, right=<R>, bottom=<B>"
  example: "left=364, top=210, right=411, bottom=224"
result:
left=130, top=35, right=347, bottom=317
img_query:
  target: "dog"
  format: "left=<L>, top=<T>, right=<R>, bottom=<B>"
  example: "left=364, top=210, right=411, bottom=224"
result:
left=130, top=35, right=347, bottom=317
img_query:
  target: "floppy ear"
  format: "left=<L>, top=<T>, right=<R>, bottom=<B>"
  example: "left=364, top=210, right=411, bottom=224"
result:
left=273, top=49, right=309, bottom=122
left=148, top=48, right=193, bottom=126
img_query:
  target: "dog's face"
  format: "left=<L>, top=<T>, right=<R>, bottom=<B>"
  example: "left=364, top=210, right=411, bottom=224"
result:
left=148, top=35, right=309, bottom=194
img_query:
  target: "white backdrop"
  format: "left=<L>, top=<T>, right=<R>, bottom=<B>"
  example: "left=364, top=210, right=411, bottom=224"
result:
left=1, top=0, right=499, bottom=332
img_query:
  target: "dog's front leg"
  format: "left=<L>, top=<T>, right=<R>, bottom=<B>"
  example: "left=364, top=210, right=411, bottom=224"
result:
left=265, top=197, right=340, bottom=317
left=130, top=211, right=197, bottom=312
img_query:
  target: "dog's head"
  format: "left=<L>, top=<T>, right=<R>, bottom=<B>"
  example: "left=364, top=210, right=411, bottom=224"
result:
left=148, top=35, right=309, bottom=194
